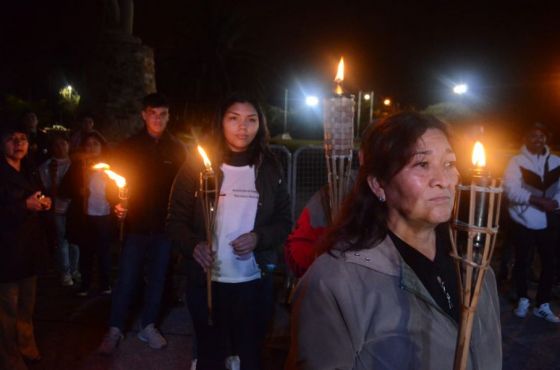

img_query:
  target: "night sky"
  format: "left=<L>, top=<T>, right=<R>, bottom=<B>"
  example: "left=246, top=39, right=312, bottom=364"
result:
left=2, top=1, right=560, bottom=140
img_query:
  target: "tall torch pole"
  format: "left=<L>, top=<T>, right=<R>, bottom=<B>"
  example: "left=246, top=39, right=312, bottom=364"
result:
left=197, top=146, right=218, bottom=325
left=450, top=141, right=503, bottom=370
left=323, top=57, right=355, bottom=221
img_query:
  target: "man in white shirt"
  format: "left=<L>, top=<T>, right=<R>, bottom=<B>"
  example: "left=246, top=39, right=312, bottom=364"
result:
left=504, top=122, right=560, bottom=323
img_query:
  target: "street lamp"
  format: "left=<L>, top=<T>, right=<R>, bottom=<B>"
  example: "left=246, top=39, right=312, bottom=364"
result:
left=453, top=83, right=468, bottom=95
left=305, top=95, right=319, bottom=107
left=383, top=98, right=392, bottom=106
left=363, top=93, right=371, bottom=101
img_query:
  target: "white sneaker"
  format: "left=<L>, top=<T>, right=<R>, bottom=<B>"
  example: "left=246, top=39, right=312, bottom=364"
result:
left=97, top=327, right=123, bottom=355
left=137, top=324, right=167, bottom=349
left=533, top=303, right=560, bottom=323
left=225, top=355, right=240, bottom=370
left=61, top=273, right=74, bottom=286
left=514, top=297, right=530, bottom=318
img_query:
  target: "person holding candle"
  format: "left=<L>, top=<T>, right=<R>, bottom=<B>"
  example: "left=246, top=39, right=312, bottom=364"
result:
left=287, top=112, right=502, bottom=370
left=59, top=131, right=116, bottom=297
left=0, top=123, right=52, bottom=370
left=97, top=93, right=186, bottom=354
left=167, top=93, right=292, bottom=370
left=504, top=122, right=560, bottom=323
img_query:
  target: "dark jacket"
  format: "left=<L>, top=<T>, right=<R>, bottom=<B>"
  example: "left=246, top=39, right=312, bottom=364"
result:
left=113, top=129, right=186, bottom=234
left=166, top=149, right=292, bottom=279
left=0, top=159, right=48, bottom=282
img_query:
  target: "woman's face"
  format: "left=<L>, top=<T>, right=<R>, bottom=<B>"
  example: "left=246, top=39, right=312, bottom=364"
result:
left=373, top=128, right=459, bottom=230
left=83, top=136, right=102, bottom=157
left=222, top=102, right=259, bottom=152
left=2, top=132, right=29, bottom=162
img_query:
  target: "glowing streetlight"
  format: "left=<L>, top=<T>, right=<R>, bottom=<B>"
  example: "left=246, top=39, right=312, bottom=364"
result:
left=453, top=83, right=468, bottom=95
left=305, top=95, right=319, bottom=107
left=363, top=94, right=371, bottom=101
left=383, top=98, right=392, bottom=106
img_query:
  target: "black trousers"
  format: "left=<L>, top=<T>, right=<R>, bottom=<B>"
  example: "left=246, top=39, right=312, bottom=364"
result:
left=512, top=220, right=556, bottom=305
left=186, top=274, right=274, bottom=370
left=79, top=215, right=113, bottom=291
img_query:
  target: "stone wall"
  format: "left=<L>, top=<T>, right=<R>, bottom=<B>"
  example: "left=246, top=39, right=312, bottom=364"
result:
left=83, top=31, right=156, bottom=142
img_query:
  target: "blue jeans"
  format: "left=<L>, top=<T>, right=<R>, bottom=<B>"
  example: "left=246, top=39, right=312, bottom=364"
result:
left=109, top=233, right=172, bottom=330
left=54, top=214, right=79, bottom=276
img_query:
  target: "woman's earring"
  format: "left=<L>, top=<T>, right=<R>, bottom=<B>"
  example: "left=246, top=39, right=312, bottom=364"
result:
left=378, top=195, right=385, bottom=202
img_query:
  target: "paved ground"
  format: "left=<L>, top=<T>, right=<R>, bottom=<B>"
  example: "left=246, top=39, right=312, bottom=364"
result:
left=25, top=267, right=560, bottom=370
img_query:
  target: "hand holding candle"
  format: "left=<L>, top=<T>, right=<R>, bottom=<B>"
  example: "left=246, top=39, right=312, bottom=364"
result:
left=92, top=163, right=129, bottom=240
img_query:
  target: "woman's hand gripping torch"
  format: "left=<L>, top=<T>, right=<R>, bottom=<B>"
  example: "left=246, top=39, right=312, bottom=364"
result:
left=197, top=146, right=219, bottom=326
left=92, top=163, right=128, bottom=241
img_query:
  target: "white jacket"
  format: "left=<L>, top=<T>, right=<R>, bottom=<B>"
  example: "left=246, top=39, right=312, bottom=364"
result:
left=503, top=145, right=560, bottom=230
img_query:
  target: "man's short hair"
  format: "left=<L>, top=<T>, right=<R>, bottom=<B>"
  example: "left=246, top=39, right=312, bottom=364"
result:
left=142, top=93, right=169, bottom=110
left=525, top=121, right=551, bottom=137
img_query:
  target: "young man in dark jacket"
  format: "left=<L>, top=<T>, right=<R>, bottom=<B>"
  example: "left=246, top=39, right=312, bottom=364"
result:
left=98, top=93, right=186, bottom=353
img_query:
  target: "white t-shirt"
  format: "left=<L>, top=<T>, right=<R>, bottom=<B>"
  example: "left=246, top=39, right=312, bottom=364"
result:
left=212, top=164, right=261, bottom=283
left=87, top=171, right=111, bottom=216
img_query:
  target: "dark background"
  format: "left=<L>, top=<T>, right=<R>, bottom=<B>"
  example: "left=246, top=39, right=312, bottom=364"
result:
left=2, top=0, right=560, bottom=142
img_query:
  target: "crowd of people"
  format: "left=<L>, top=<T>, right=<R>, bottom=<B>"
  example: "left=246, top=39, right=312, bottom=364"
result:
left=1, top=92, right=559, bottom=370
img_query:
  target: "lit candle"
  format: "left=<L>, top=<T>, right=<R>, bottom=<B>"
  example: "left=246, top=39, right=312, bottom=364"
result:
left=470, top=141, right=490, bottom=252
left=92, top=162, right=128, bottom=240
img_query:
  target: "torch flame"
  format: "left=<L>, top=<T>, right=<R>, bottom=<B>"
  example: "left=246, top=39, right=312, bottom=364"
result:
left=471, top=141, right=486, bottom=168
left=197, top=145, right=212, bottom=171
left=334, top=57, right=344, bottom=82
left=92, top=162, right=127, bottom=188
left=334, top=57, right=345, bottom=95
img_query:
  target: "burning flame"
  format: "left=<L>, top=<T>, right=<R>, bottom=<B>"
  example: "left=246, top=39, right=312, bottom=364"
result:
left=334, top=57, right=344, bottom=95
left=471, top=141, right=486, bottom=168
left=197, top=145, right=212, bottom=171
left=92, top=162, right=127, bottom=188
left=335, top=57, right=344, bottom=82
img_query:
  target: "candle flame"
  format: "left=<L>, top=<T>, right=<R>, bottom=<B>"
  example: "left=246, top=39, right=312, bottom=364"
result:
left=92, top=162, right=127, bottom=188
left=197, top=145, right=212, bottom=170
left=471, top=141, right=486, bottom=168
left=334, top=57, right=344, bottom=82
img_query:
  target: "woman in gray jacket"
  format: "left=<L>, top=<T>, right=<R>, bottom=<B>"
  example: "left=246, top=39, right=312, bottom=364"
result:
left=287, top=112, right=501, bottom=370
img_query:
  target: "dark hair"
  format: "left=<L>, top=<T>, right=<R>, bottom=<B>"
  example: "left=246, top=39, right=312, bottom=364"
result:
left=0, top=122, right=27, bottom=141
left=80, top=131, right=108, bottom=150
left=525, top=122, right=551, bottom=138
left=47, top=131, right=70, bottom=149
left=318, top=111, right=452, bottom=254
left=142, top=93, right=169, bottom=110
left=213, top=92, right=272, bottom=166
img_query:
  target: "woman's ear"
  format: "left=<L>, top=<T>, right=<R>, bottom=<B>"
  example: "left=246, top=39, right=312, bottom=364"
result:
left=367, top=175, right=386, bottom=202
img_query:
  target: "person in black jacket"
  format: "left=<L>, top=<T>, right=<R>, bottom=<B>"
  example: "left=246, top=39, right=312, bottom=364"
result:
left=97, top=93, right=186, bottom=354
left=167, top=93, right=292, bottom=370
left=0, top=124, right=52, bottom=370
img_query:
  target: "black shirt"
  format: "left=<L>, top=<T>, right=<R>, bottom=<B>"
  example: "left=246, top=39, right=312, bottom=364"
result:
left=389, top=228, right=460, bottom=323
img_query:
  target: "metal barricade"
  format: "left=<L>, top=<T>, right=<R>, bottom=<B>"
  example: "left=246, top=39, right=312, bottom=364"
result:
left=291, top=146, right=359, bottom=223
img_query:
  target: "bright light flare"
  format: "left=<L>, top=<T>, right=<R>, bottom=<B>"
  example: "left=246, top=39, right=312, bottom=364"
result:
left=453, top=83, right=468, bottom=95
left=305, top=96, right=319, bottom=107
left=363, top=94, right=371, bottom=101
left=471, top=141, right=486, bottom=168
left=197, top=145, right=212, bottom=171
left=383, top=98, right=391, bottom=106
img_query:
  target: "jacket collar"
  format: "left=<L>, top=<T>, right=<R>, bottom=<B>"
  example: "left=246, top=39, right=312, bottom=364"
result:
left=341, top=235, right=443, bottom=314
